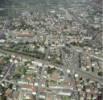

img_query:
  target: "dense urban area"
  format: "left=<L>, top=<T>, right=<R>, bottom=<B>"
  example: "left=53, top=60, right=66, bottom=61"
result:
left=0, top=0, right=103, bottom=100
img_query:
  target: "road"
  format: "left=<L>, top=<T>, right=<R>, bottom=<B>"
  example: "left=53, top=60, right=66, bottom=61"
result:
left=0, top=63, right=15, bottom=84
left=0, top=48, right=103, bottom=85
left=60, top=7, right=101, bottom=40
left=62, top=46, right=103, bottom=85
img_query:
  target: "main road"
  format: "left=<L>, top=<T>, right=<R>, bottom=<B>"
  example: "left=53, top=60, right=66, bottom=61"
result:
left=0, top=48, right=103, bottom=85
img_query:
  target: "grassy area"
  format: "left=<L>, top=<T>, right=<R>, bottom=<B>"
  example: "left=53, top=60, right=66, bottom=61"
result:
left=63, top=96, right=71, bottom=100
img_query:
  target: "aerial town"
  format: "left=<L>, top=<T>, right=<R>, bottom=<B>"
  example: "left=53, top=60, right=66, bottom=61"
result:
left=0, top=0, right=103, bottom=100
